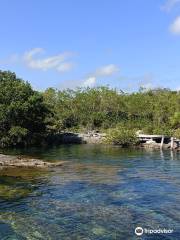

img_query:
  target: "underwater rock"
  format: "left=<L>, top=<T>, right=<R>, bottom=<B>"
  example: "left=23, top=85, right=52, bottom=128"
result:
left=0, top=184, right=31, bottom=200
left=92, top=226, right=106, bottom=235
left=0, top=154, right=64, bottom=168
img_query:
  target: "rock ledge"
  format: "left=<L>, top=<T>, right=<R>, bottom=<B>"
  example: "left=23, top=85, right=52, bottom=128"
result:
left=0, top=154, right=64, bottom=168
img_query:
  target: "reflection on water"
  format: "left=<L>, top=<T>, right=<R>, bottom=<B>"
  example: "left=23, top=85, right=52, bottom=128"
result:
left=0, top=145, right=180, bottom=239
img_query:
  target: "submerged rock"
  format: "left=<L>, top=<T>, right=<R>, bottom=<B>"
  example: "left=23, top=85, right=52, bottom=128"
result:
left=92, top=226, right=106, bottom=236
left=0, top=154, right=64, bottom=168
left=0, top=184, right=31, bottom=200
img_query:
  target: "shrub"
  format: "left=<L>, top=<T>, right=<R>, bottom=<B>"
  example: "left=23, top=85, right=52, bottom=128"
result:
left=8, top=126, right=28, bottom=146
left=152, top=126, right=173, bottom=136
left=173, top=128, right=180, bottom=139
left=105, top=126, right=138, bottom=146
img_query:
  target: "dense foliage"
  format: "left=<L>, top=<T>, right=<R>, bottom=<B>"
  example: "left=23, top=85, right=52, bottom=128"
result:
left=43, top=86, right=180, bottom=138
left=0, top=71, right=50, bottom=147
left=0, top=70, right=179, bottom=147
left=105, top=126, right=138, bottom=146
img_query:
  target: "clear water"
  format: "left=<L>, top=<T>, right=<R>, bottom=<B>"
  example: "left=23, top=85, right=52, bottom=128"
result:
left=0, top=145, right=180, bottom=239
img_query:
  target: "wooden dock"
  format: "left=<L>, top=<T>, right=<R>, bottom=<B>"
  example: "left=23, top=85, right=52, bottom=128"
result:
left=137, top=134, right=179, bottom=150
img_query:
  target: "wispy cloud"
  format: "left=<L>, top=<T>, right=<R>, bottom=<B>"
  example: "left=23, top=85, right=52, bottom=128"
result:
left=81, top=64, right=119, bottom=87
left=161, top=0, right=180, bottom=11
left=119, top=73, right=155, bottom=92
left=56, top=62, right=74, bottom=72
left=0, top=48, right=75, bottom=73
left=59, top=64, right=120, bottom=89
left=23, top=48, right=74, bottom=72
left=82, top=76, right=97, bottom=87
left=169, top=16, right=180, bottom=34
left=95, top=64, right=119, bottom=77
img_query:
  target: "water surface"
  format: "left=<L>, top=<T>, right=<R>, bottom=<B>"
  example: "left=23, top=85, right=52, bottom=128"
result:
left=0, top=145, right=180, bottom=239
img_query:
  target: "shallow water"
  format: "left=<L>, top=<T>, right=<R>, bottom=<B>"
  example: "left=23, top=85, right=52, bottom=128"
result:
left=0, top=145, right=180, bottom=239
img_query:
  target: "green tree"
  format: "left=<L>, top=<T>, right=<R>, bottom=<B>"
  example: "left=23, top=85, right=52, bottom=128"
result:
left=0, top=70, right=50, bottom=147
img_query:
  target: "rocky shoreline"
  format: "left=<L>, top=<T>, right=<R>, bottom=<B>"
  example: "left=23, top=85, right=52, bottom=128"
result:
left=0, top=154, right=65, bottom=168
left=57, top=132, right=180, bottom=150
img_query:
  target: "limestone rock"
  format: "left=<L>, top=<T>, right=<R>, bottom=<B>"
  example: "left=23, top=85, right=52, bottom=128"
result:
left=0, top=154, right=64, bottom=168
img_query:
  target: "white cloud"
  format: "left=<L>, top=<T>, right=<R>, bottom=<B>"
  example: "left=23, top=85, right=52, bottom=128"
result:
left=0, top=48, right=75, bottom=73
left=161, top=0, right=180, bottom=11
left=24, top=48, right=44, bottom=60
left=60, top=64, right=119, bottom=89
left=59, top=76, right=97, bottom=89
left=95, top=64, right=119, bottom=76
left=23, top=48, right=74, bottom=72
left=56, top=62, right=74, bottom=72
left=81, top=64, right=119, bottom=88
left=82, top=76, right=96, bottom=87
left=169, top=16, right=180, bottom=34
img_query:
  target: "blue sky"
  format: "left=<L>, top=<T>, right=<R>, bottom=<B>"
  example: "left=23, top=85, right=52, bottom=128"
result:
left=0, top=0, right=180, bottom=91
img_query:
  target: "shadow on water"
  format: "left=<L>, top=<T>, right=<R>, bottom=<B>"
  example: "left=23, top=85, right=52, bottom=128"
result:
left=0, top=145, right=179, bottom=239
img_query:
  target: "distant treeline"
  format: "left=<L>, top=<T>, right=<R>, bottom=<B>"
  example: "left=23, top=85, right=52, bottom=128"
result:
left=0, top=70, right=180, bottom=147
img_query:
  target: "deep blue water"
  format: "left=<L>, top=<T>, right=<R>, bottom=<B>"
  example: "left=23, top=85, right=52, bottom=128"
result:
left=0, top=145, right=180, bottom=239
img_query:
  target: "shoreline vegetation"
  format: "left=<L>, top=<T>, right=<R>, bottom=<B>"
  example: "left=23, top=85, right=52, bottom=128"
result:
left=0, top=70, right=179, bottom=152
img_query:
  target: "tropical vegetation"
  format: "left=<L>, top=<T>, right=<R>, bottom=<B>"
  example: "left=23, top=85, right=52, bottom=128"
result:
left=0, top=70, right=179, bottom=147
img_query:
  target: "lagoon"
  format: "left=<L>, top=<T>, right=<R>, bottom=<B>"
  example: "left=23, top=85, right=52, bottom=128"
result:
left=0, top=145, right=180, bottom=239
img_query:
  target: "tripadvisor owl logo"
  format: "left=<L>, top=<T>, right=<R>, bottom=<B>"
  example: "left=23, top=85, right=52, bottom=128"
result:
left=135, top=226, right=174, bottom=236
left=135, top=227, right=143, bottom=236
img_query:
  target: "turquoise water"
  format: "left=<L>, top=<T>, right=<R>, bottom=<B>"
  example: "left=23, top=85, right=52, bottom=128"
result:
left=0, top=145, right=180, bottom=239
